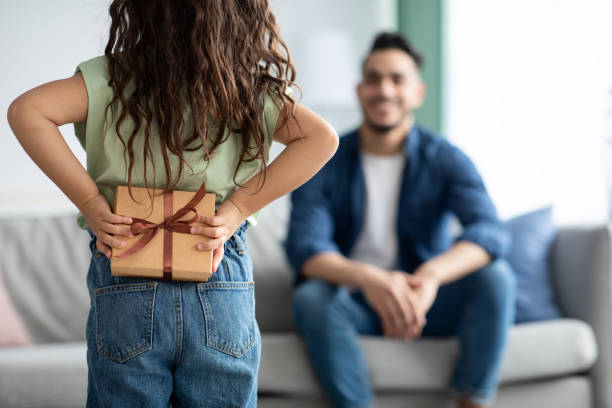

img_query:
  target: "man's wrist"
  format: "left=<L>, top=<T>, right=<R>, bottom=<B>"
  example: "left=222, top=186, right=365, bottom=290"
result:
left=413, top=263, right=443, bottom=286
left=355, top=263, right=385, bottom=289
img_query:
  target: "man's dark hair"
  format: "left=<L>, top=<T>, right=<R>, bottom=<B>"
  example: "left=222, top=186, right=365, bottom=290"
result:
left=365, top=32, right=424, bottom=69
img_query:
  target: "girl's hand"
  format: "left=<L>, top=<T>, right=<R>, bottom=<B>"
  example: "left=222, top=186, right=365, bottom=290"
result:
left=80, top=195, right=133, bottom=259
left=190, top=199, right=246, bottom=272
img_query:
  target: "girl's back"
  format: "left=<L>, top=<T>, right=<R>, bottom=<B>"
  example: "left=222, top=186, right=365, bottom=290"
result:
left=73, top=55, right=285, bottom=230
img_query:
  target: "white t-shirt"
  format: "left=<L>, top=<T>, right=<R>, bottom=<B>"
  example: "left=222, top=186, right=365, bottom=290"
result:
left=349, top=150, right=406, bottom=270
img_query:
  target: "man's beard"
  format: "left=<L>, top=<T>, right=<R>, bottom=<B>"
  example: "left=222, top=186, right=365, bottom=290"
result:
left=362, top=98, right=406, bottom=133
left=364, top=117, right=404, bottom=134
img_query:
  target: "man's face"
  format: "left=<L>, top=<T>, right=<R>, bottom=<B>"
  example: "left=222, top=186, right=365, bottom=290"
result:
left=357, top=49, right=425, bottom=132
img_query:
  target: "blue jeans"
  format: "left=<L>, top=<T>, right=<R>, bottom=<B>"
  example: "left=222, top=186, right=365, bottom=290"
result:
left=292, top=260, right=517, bottom=408
left=85, top=222, right=260, bottom=407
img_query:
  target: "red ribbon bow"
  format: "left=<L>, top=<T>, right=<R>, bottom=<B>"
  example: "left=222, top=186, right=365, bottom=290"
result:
left=116, top=182, right=208, bottom=281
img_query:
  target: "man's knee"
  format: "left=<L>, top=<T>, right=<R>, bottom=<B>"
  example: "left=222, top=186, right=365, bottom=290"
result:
left=292, top=279, right=343, bottom=332
left=471, top=259, right=517, bottom=312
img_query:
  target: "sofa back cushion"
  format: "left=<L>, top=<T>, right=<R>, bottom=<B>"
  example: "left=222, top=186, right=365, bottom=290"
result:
left=0, top=196, right=297, bottom=342
left=248, top=196, right=295, bottom=332
left=0, top=264, right=33, bottom=346
left=0, top=215, right=90, bottom=343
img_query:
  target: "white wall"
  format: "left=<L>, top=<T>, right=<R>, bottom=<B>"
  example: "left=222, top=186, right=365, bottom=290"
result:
left=444, top=0, right=612, bottom=224
left=0, top=0, right=396, bottom=216
left=273, top=0, right=396, bottom=134
left=1, top=0, right=110, bottom=215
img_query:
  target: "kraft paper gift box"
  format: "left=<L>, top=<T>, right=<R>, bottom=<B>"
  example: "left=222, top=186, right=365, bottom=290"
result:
left=111, top=183, right=216, bottom=282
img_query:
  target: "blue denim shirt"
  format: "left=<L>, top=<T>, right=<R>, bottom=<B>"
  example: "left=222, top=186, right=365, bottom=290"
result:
left=284, top=124, right=510, bottom=284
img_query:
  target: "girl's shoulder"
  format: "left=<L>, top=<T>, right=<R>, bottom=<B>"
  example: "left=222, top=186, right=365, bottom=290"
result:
left=258, top=86, right=291, bottom=145
left=73, top=55, right=113, bottom=147
left=74, top=55, right=112, bottom=103
left=75, top=55, right=109, bottom=80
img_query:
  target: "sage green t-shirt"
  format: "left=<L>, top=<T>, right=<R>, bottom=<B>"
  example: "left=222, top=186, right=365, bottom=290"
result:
left=73, top=55, right=283, bottom=230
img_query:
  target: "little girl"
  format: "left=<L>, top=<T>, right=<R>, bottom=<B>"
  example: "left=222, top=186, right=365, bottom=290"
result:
left=7, top=0, right=338, bottom=406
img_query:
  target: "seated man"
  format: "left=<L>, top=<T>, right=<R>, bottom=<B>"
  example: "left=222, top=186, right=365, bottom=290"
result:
left=284, top=32, right=516, bottom=408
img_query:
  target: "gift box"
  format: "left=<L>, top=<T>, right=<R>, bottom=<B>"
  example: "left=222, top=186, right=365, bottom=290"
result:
left=111, top=183, right=215, bottom=282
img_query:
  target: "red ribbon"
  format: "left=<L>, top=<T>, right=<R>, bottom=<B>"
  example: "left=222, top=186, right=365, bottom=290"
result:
left=116, top=182, right=208, bottom=281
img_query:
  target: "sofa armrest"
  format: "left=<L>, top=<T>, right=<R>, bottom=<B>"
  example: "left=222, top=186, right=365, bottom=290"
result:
left=551, top=224, right=612, bottom=408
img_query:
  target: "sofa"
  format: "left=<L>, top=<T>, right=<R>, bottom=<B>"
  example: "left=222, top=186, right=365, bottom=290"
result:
left=0, top=195, right=610, bottom=408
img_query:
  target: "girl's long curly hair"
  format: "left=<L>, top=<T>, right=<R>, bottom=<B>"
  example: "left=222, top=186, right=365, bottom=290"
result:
left=103, top=0, right=295, bottom=200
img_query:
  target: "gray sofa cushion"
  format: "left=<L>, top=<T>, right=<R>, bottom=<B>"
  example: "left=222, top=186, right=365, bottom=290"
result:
left=0, top=342, right=88, bottom=408
left=258, top=319, right=596, bottom=395
left=259, top=376, right=592, bottom=408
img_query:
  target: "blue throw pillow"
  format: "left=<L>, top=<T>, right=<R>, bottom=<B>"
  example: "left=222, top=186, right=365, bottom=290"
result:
left=504, top=207, right=562, bottom=323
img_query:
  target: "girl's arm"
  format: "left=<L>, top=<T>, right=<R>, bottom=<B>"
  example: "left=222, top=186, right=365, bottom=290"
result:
left=231, top=103, right=339, bottom=217
left=191, top=102, right=339, bottom=269
left=7, top=73, right=133, bottom=257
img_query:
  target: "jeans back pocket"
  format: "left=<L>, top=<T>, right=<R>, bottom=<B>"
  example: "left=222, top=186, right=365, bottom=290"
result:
left=94, top=282, right=157, bottom=363
left=197, top=281, right=256, bottom=358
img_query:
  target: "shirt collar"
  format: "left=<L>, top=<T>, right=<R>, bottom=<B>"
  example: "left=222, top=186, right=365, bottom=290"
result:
left=347, top=123, right=420, bottom=159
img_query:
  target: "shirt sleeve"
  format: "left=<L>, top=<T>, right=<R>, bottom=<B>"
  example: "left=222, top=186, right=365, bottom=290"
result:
left=441, top=144, right=511, bottom=259
left=284, top=160, right=341, bottom=283
left=259, top=87, right=292, bottom=163
left=72, top=56, right=112, bottom=150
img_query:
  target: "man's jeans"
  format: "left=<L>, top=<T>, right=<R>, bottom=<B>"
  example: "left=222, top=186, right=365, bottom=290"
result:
left=85, top=223, right=260, bottom=407
left=292, top=260, right=517, bottom=408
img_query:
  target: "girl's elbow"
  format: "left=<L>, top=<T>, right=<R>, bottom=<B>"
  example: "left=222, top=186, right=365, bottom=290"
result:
left=7, top=98, right=23, bottom=128
left=7, top=97, right=47, bottom=131
left=7, top=96, right=38, bottom=128
left=322, top=124, right=339, bottom=157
